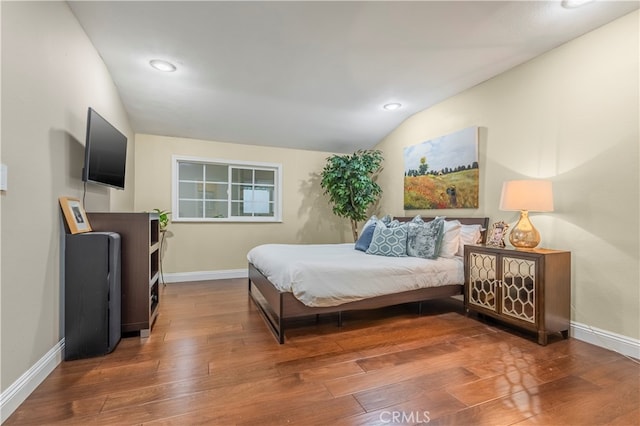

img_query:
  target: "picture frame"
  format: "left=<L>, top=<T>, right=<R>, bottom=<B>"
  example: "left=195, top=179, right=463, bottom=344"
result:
left=486, top=221, right=509, bottom=248
left=59, top=197, right=92, bottom=234
left=403, top=126, right=479, bottom=210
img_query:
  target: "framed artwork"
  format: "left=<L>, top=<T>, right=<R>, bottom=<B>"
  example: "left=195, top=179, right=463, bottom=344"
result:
left=403, top=126, right=479, bottom=209
left=59, top=197, right=92, bottom=234
left=486, top=221, right=509, bottom=248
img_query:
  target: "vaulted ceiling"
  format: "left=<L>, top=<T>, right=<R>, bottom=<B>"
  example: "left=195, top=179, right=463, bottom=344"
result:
left=68, top=1, right=638, bottom=153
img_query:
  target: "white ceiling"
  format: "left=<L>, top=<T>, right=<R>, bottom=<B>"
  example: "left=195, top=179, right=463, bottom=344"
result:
left=68, top=1, right=638, bottom=153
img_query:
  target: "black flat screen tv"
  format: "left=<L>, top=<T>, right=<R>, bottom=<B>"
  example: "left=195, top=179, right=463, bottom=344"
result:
left=82, top=107, right=127, bottom=190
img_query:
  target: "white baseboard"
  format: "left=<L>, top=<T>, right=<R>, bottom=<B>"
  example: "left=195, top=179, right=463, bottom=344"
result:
left=571, top=321, right=640, bottom=359
left=163, top=269, right=247, bottom=283
left=0, top=339, right=65, bottom=423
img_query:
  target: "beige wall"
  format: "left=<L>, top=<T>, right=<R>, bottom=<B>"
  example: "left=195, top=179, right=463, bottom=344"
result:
left=375, top=11, right=639, bottom=340
left=134, top=134, right=350, bottom=273
left=1, top=0, right=637, bottom=407
left=1, top=2, right=134, bottom=391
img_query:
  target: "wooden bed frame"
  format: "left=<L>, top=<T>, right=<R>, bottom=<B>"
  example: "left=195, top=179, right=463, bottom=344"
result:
left=248, top=217, right=490, bottom=343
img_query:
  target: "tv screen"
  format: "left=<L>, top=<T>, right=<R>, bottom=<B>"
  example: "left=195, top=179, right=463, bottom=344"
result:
left=82, top=107, right=127, bottom=190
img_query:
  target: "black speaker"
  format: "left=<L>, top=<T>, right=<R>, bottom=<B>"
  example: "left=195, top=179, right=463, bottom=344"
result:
left=64, top=232, right=121, bottom=360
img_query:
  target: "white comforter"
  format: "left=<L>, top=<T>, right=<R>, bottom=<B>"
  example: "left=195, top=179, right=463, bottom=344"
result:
left=247, top=243, right=464, bottom=307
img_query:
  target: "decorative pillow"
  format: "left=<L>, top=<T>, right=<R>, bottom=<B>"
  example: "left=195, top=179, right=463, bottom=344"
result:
left=407, top=216, right=445, bottom=259
left=355, top=221, right=377, bottom=252
left=456, top=224, right=483, bottom=257
left=366, top=221, right=408, bottom=257
left=361, top=215, right=378, bottom=234
left=388, top=219, right=405, bottom=228
left=380, top=214, right=393, bottom=226
left=439, top=219, right=462, bottom=258
left=362, top=214, right=395, bottom=233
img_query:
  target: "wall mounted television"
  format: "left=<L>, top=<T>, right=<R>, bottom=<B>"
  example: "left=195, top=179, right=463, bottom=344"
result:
left=82, top=107, right=127, bottom=190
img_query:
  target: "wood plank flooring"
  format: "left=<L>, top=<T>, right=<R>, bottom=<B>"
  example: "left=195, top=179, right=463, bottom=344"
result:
left=6, top=279, right=639, bottom=425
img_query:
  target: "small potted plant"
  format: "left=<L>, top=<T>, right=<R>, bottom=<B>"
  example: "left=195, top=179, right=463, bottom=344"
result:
left=153, top=208, right=171, bottom=232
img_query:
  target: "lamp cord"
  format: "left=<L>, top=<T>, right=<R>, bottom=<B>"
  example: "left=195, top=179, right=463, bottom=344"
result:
left=160, top=230, right=166, bottom=286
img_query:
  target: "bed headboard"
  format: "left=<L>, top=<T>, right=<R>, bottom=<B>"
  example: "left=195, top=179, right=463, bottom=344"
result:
left=396, top=216, right=490, bottom=244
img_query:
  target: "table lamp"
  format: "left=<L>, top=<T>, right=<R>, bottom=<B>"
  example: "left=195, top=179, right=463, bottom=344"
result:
left=499, top=180, right=554, bottom=248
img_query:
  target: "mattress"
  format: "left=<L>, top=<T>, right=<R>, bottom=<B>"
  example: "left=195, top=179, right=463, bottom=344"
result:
left=247, top=243, right=464, bottom=307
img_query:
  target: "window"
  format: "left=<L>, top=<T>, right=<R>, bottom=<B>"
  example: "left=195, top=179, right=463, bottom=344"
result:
left=172, top=156, right=282, bottom=222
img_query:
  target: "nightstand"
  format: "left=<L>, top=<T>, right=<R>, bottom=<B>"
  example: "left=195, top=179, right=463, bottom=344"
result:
left=464, top=244, right=571, bottom=345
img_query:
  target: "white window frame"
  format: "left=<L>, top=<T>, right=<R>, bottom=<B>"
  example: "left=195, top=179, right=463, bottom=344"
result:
left=172, top=155, right=283, bottom=222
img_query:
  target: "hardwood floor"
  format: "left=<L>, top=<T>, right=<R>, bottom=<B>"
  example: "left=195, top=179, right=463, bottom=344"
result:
left=6, top=279, right=639, bottom=425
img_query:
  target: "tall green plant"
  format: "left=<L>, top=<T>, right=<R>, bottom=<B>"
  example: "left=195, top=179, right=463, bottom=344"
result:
left=320, top=149, right=383, bottom=241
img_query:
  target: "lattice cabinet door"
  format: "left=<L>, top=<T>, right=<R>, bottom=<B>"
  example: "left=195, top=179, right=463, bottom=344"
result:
left=501, top=256, right=536, bottom=324
left=467, top=251, right=498, bottom=312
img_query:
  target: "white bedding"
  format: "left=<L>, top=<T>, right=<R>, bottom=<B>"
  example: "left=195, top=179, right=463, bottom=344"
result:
left=247, top=243, right=464, bottom=307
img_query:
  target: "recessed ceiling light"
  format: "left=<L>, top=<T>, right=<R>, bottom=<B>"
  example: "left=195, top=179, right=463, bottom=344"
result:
left=149, top=59, right=177, bottom=72
left=561, top=0, right=595, bottom=8
left=383, top=103, right=402, bottom=111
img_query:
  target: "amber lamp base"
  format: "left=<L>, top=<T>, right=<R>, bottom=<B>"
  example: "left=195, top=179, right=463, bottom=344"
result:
left=509, top=210, right=541, bottom=248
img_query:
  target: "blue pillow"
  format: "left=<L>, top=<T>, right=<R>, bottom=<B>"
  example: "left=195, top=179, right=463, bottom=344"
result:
left=366, top=222, right=408, bottom=257
left=355, top=222, right=377, bottom=252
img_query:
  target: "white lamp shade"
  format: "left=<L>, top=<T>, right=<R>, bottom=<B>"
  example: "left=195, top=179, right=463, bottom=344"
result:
left=499, top=180, right=554, bottom=212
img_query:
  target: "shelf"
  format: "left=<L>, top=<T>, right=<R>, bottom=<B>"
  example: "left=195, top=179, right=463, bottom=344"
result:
left=150, top=271, right=160, bottom=287
left=87, top=212, right=161, bottom=336
left=150, top=220, right=160, bottom=246
left=150, top=250, right=159, bottom=282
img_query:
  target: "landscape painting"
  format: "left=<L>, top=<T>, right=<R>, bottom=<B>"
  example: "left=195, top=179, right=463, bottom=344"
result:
left=404, top=127, right=479, bottom=209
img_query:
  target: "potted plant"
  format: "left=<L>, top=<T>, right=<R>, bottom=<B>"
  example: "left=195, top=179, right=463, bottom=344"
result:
left=320, top=149, right=383, bottom=241
left=153, top=208, right=171, bottom=232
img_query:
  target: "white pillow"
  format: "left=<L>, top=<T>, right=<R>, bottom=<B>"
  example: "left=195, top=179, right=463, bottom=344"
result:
left=439, top=220, right=461, bottom=258
left=457, top=224, right=483, bottom=257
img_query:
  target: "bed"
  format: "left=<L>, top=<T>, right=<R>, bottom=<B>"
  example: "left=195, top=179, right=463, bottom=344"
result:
left=248, top=217, right=489, bottom=343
